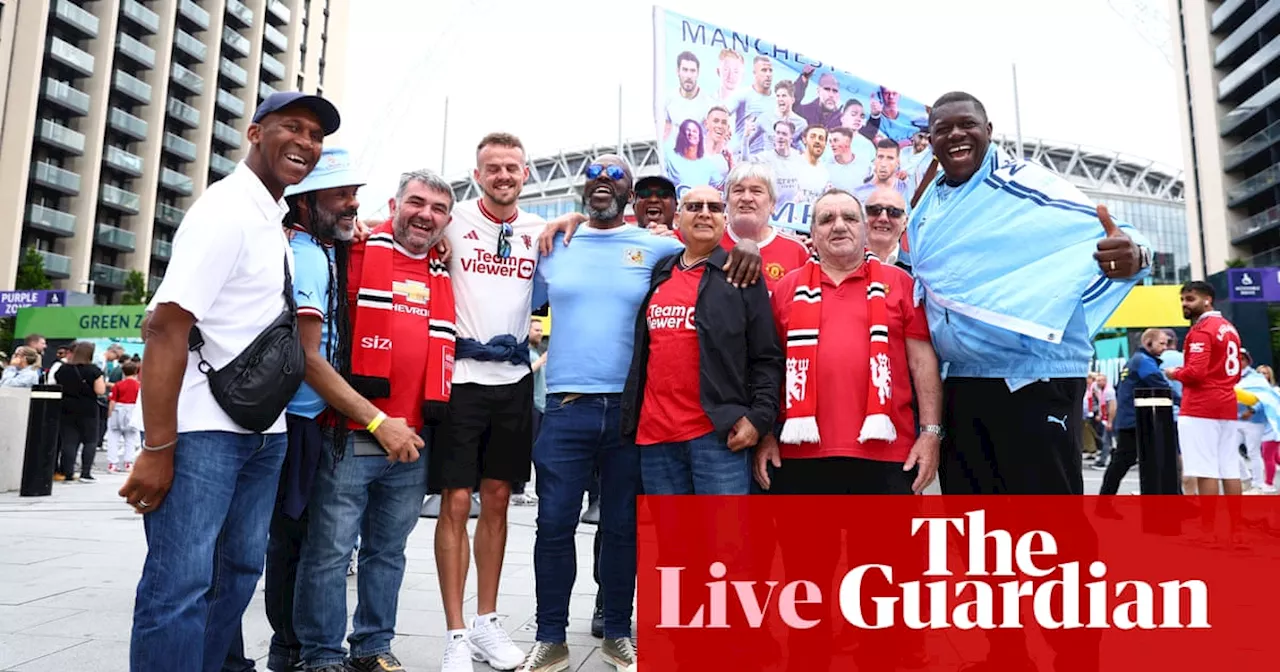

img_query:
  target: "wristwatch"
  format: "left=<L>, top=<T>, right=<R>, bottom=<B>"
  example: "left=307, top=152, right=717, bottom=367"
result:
left=1138, top=245, right=1152, bottom=270
left=921, top=424, right=945, bottom=439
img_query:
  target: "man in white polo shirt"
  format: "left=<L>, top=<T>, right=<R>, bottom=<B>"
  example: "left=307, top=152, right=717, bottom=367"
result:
left=434, top=131, right=546, bottom=672
left=120, top=92, right=340, bottom=671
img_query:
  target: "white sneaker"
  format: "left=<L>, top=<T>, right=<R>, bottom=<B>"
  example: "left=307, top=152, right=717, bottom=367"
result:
left=1245, top=487, right=1267, bottom=495
left=468, top=613, right=526, bottom=670
left=442, top=633, right=473, bottom=672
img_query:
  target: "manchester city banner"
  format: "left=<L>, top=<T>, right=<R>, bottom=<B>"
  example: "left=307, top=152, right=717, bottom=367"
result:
left=652, top=7, right=933, bottom=232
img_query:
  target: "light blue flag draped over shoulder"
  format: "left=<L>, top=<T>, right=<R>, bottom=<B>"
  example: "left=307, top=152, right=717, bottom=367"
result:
left=1239, top=369, right=1280, bottom=437
left=907, top=144, right=1148, bottom=347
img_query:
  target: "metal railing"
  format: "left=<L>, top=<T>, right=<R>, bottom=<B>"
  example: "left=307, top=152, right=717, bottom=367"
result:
left=1227, top=162, right=1280, bottom=206
left=100, top=184, right=142, bottom=213
left=163, top=132, right=198, bottom=162
left=27, top=205, right=77, bottom=237
left=42, top=78, right=90, bottom=115
left=109, top=107, right=148, bottom=140
left=156, top=203, right=186, bottom=227
left=96, top=224, right=137, bottom=252
left=121, top=0, right=160, bottom=34
left=36, top=119, right=87, bottom=155
left=219, top=57, right=248, bottom=87
left=103, top=145, right=145, bottom=176
left=171, top=62, right=204, bottom=94
left=213, top=120, right=242, bottom=148
left=37, top=250, right=72, bottom=277
left=114, top=69, right=152, bottom=103
left=210, top=153, right=238, bottom=176
left=261, top=53, right=285, bottom=81
left=31, top=162, right=82, bottom=194
left=91, top=263, right=131, bottom=289
left=167, top=97, right=200, bottom=127
left=217, top=89, right=246, bottom=116
left=116, top=32, right=156, bottom=68
left=52, top=0, right=99, bottom=38
left=173, top=29, right=208, bottom=62
left=263, top=24, right=288, bottom=52
left=226, top=0, right=254, bottom=27
left=48, top=36, right=95, bottom=76
left=160, top=167, right=195, bottom=195
left=178, top=0, right=211, bottom=30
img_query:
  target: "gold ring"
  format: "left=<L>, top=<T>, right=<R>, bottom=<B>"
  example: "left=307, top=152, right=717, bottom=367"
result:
left=1109, top=260, right=1115, bottom=271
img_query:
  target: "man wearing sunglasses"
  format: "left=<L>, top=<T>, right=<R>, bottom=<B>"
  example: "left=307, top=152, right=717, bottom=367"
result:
left=634, top=175, right=678, bottom=233
left=864, top=187, right=912, bottom=272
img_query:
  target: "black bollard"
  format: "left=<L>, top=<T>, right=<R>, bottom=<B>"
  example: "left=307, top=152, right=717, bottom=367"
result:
left=1134, top=387, right=1180, bottom=534
left=20, top=385, right=62, bottom=497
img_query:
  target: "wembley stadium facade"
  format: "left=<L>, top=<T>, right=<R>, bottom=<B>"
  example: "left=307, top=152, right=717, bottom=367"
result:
left=450, top=136, right=1190, bottom=285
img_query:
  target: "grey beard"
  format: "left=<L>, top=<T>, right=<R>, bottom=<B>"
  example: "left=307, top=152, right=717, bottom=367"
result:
left=583, top=192, right=627, bottom=222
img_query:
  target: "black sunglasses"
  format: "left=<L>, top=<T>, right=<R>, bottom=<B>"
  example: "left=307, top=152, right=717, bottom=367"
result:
left=637, top=187, right=674, bottom=200
left=866, top=204, right=906, bottom=218
left=585, top=163, right=627, bottom=181
left=496, top=222, right=513, bottom=259
left=683, top=201, right=726, bottom=214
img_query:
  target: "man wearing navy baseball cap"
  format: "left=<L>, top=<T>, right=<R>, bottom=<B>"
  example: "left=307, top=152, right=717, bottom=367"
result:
left=125, top=90, right=342, bottom=671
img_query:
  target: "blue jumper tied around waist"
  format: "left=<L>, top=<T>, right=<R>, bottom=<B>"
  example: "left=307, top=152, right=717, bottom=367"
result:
left=457, top=334, right=532, bottom=367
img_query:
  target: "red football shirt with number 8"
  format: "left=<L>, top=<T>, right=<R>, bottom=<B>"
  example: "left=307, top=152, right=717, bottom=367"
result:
left=1170, top=312, right=1242, bottom=420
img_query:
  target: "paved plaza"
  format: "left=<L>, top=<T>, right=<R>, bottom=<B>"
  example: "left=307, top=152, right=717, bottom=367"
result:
left=0, top=462, right=1133, bottom=671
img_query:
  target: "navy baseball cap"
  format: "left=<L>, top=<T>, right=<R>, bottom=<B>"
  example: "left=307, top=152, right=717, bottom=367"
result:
left=635, top=175, right=676, bottom=194
left=252, top=92, right=341, bottom=136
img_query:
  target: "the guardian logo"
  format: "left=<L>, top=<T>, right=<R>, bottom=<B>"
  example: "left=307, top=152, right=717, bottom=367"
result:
left=657, top=510, right=1209, bottom=631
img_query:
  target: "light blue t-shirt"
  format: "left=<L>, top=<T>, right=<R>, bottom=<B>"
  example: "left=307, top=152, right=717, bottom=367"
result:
left=534, top=225, right=684, bottom=394
left=287, top=231, right=334, bottom=419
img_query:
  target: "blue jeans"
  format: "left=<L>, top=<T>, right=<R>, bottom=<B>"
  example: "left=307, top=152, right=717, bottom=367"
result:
left=640, top=432, right=750, bottom=495
left=293, top=433, right=428, bottom=667
left=130, top=431, right=287, bottom=672
left=534, top=393, right=638, bottom=642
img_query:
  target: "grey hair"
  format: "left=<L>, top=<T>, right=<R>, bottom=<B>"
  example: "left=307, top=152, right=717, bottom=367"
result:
left=812, top=187, right=865, bottom=222
left=396, top=168, right=454, bottom=208
left=725, top=162, right=777, bottom=204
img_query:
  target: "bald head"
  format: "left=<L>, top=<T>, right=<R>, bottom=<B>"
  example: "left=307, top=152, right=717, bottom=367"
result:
left=1141, top=328, right=1169, bottom=356
left=864, top=187, right=907, bottom=260
left=582, top=154, right=634, bottom=225
left=678, top=185, right=726, bottom=252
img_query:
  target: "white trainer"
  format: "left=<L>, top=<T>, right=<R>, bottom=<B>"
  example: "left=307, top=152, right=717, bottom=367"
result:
left=468, top=613, right=526, bottom=670
left=442, top=633, right=473, bottom=672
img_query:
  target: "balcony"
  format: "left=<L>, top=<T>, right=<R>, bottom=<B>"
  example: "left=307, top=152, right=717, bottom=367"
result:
left=1218, top=35, right=1280, bottom=102
left=26, top=204, right=77, bottom=237
left=178, top=0, right=211, bottom=31
left=259, top=82, right=277, bottom=101
left=167, top=97, right=200, bottom=128
left=209, top=153, right=237, bottom=177
left=103, top=145, right=145, bottom=177
left=1214, top=0, right=1249, bottom=32
left=38, top=250, right=72, bottom=279
left=51, top=0, right=99, bottom=38
left=263, top=24, right=288, bottom=53
left=108, top=107, right=148, bottom=141
left=30, top=161, right=82, bottom=195
left=223, top=26, right=252, bottom=57
left=1221, top=77, right=1280, bottom=136
left=42, top=78, right=90, bottom=116
left=156, top=203, right=185, bottom=227
left=100, top=184, right=142, bottom=215
left=113, top=69, right=152, bottom=104
left=219, top=57, right=248, bottom=87
left=36, top=119, right=86, bottom=155
left=1225, top=119, right=1280, bottom=172
left=160, top=167, right=195, bottom=195
left=116, top=32, right=156, bottom=68
left=152, top=238, right=173, bottom=261
left=1227, top=163, right=1280, bottom=207
left=173, top=29, right=207, bottom=62
left=91, top=263, right=131, bottom=290
left=213, top=120, right=242, bottom=148
left=171, top=62, right=204, bottom=94
left=260, top=53, right=286, bottom=81
left=1231, top=205, right=1280, bottom=244
left=217, top=88, right=246, bottom=117
left=226, top=0, right=254, bottom=28
left=1215, top=0, right=1280, bottom=66
left=268, top=0, right=291, bottom=25
left=48, top=37, right=95, bottom=78
left=121, top=0, right=160, bottom=34
left=149, top=274, right=165, bottom=293
left=96, top=224, right=137, bottom=252
left=164, top=132, right=198, bottom=162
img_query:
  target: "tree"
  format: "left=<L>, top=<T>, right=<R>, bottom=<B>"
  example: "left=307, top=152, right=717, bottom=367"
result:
left=16, top=247, right=54, bottom=290
left=121, top=270, right=150, bottom=305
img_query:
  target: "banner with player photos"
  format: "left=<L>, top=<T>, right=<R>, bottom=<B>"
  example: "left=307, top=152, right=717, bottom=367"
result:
left=652, top=7, right=934, bottom=232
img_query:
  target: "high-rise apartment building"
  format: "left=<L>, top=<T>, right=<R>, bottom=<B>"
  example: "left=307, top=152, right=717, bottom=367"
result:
left=1171, top=0, right=1280, bottom=278
left=0, top=0, right=348, bottom=302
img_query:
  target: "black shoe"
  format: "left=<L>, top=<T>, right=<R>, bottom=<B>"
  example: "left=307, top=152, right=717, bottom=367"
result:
left=580, top=500, right=600, bottom=525
left=79, top=474, right=96, bottom=482
left=348, top=651, right=403, bottom=671
left=591, top=592, right=604, bottom=638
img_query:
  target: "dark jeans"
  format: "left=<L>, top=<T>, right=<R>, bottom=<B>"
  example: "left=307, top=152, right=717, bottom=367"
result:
left=516, top=408, right=544, bottom=496
left=533, top=393, right=637, bottom=642
left=1100, top=428, right=1138, bottom=495
left=130, top=431, right=287, bottom=672
left=58, top=411, right=99, bottom=478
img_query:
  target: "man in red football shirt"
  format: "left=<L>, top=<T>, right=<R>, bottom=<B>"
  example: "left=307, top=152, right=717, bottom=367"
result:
left=722, top=162, right=810, bottom=292
left=1168, top=281, right=1244, bottom=501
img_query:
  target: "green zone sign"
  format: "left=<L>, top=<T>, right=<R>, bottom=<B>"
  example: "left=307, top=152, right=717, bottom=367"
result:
left=14, top=305, right=147, bottom=339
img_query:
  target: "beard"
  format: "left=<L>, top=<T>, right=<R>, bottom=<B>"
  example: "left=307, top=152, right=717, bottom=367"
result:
left=313, top=206, right=358, bottom=242
left=483, top=182, right=520, bottom=206
left=583, top=190, right=628, bottom=222
left=393, top=213, right=442, bottom=254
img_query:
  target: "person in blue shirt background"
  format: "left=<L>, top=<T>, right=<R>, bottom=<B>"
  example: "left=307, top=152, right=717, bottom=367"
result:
left=1099, top=328, right=1178, bottom=497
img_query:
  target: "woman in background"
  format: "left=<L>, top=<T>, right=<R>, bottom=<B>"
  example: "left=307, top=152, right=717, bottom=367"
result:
left=54, top=342, right=105, bottom=482
left=1, top=347, right=42, bottom=388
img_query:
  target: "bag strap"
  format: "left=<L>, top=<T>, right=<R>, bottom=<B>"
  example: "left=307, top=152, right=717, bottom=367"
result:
left=190, top=248, right=296, bottom=371
left=910, top=158, right=939, bottom=210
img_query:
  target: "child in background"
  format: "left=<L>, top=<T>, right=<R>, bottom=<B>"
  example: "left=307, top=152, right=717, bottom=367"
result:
left=106, top=360, right=141, bottom=473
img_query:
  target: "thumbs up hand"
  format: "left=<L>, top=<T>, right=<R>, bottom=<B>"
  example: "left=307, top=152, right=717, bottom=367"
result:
left=1092, top=204, right=1141, bottom=279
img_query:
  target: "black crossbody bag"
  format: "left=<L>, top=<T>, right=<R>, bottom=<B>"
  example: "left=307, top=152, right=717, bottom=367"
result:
left=188, top=253, right=306, bottom=432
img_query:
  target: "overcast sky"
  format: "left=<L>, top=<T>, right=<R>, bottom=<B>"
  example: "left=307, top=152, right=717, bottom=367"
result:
left=337, top=0, right=1181, bottom=215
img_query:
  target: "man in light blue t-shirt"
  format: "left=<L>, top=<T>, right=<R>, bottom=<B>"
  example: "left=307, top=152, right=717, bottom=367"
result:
left=521, top=154, right=760, bottom=672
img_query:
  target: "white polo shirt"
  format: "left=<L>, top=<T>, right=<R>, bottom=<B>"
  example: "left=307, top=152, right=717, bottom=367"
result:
left=446, top=199, right=547, bottom=386
left=148, top=162, right=293, bottom=434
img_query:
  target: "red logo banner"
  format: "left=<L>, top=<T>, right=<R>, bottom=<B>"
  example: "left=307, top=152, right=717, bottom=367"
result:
left=637, top=496, right=1280, bottom=671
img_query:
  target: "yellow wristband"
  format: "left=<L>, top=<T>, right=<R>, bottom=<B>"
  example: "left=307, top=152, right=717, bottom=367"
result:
left=366, top=411, right=387, bottom=433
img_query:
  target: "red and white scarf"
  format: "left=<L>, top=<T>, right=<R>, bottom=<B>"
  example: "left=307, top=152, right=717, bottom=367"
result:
left=780, top=251, right=896, bottom=445
left=350, top=221, right=456, bottom=417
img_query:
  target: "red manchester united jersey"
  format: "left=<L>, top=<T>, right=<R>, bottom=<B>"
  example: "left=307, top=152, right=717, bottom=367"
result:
left=1170, top=312, right=1242, bottom=420
left=720, top=227, right=810, bottom=293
